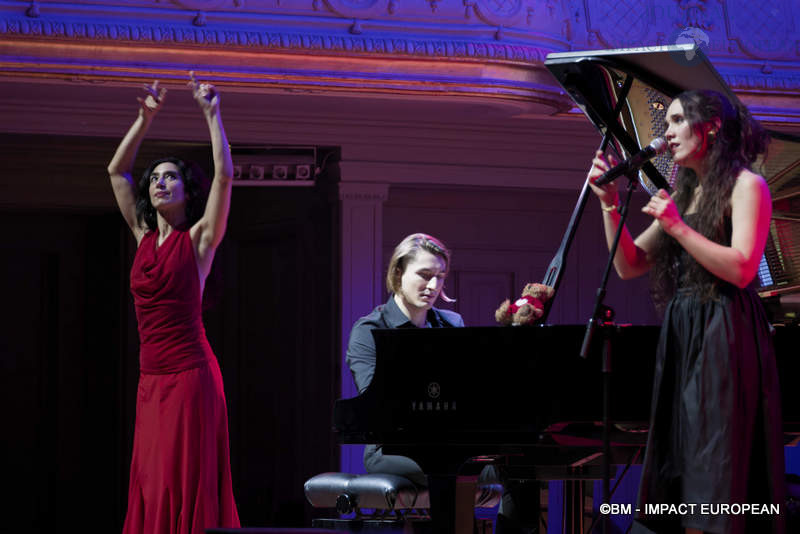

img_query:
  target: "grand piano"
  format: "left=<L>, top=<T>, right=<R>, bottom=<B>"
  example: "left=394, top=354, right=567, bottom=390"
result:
left=333, top=44, right=800, bottom=533
left=335, top=325, right=800, bottom=530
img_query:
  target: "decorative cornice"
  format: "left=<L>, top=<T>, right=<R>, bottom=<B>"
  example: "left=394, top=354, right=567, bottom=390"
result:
left=723, top=73, right=800, bottom=92
left=0, top=15, right=557, bottom=62
left=6, top=14, right=800, bottom=93
left=2, top=0, right=800, bottom=108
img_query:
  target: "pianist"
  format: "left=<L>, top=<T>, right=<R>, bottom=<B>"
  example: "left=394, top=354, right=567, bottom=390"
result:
left=346, top=233, right=540, bottom=534
left=588, top=90, right=784, bottom=534
left=346, top=233, right=462, bottom=487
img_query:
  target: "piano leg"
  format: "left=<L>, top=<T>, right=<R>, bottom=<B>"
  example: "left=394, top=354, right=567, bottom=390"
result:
left=455, top=476, right=478, bottom=534
left=427, top=474, right=475, bottom=534
left=561, top=480, right=584, bottom=534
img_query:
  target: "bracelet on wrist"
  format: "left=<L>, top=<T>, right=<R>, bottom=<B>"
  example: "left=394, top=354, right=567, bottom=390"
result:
left=601, top=202, right=618, bottom=213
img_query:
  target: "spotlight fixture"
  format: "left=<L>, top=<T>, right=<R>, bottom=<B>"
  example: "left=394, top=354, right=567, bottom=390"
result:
left=272, top=165, right=288, bottom=180
left=231, top=145, right=326, bottom=186
left=249, top=165, right=265, bottom=180
left=295, top=164, right=312, bottom=180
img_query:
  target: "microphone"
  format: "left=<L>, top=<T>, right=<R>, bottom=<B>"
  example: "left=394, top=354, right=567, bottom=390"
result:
left=594, top=137, right=668, bottom=187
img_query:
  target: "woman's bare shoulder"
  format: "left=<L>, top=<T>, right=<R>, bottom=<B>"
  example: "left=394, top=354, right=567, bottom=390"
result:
left=734, top=168, right=767, bottom=190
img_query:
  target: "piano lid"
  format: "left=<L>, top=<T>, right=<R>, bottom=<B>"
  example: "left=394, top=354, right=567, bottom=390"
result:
left=545, top=45, right=800, bottom=307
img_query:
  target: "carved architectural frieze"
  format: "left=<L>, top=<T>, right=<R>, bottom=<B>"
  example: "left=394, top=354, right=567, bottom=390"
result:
left=1, top=0, right=800, bottom=101
left=723, top=72, right=800, bottom=91
left=0, top=14, right=558, bottom=62
left=3, top=0, right=796, bottom=55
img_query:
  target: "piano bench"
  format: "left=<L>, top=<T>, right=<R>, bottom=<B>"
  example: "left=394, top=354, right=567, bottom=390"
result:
left=304, top=472, right=503, bottom=514
left=305, top=472, right=424, bottom=513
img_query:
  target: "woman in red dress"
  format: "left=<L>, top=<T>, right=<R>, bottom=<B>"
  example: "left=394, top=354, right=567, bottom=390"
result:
left=108, top=73, right=240, bottom=534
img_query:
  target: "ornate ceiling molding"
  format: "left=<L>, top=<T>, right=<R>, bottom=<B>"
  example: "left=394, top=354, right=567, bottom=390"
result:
left=0, top=16, right=572, bottom=118
left=1, top=0, right=800, bottom=113
left=0, top=0, right=575, bottom=114
left=0, top=14, right=559, bottom=61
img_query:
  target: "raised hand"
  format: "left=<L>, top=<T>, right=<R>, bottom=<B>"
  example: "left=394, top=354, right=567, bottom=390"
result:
left=188, top=71, right=220, bottom=116
left=186, top=70, right=233, bottom=281
left=137, top=80, right=166, bottom=120
left=643, top=189, right=684, bottom=235
left=587, top=150, right=620, bottom=208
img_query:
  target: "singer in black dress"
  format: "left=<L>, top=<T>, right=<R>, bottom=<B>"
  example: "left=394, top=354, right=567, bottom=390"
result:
left=588, top=89, right=784, bottom=534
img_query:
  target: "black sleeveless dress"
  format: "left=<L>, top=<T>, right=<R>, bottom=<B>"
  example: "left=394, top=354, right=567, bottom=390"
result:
left=632, top=215, right=785, bottom=534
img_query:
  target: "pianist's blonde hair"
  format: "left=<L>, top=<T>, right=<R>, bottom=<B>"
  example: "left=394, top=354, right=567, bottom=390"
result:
left=386, top=233, right=455, bottom=303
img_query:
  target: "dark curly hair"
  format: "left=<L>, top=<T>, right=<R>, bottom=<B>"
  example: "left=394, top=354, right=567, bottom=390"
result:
left=136, top=157, right=210, bottom=231
left=650, top=90, right=769, bottom=309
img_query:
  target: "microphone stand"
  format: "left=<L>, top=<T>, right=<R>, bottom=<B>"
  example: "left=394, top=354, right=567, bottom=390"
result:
left=579, top=171, right=639, bottom=534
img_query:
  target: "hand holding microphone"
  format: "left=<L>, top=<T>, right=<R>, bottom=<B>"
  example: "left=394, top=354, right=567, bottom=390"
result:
left=588, top=150, right=621, bottom=209
left=593, top=137, right=668, bottom=187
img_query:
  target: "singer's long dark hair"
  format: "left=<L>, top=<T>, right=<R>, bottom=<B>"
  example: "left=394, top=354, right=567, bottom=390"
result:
left=650, top=90, right=769, bottom=309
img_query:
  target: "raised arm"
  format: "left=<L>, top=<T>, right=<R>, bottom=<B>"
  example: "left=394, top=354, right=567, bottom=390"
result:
left=588, top=150, right=659, bottom=279
left=188, top=72, right=234, bottom=280
left=644, top=170, right=771, bottom=288
left=107, top=81, right=166, bottom=244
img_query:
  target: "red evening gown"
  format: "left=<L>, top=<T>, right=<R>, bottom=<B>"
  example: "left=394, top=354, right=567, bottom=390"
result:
left=123, top=229, right=240, bottom=534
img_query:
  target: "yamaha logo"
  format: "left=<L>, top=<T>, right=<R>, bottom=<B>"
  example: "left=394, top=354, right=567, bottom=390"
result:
left=411, top=382, right=456, bottom=412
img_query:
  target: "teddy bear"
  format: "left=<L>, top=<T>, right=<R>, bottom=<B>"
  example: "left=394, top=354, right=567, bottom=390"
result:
left=495, top=282, right=555, bottom=326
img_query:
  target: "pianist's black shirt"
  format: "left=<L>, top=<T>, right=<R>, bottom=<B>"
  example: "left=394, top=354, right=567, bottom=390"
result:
left=346, top=295, right=464, bottom=394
